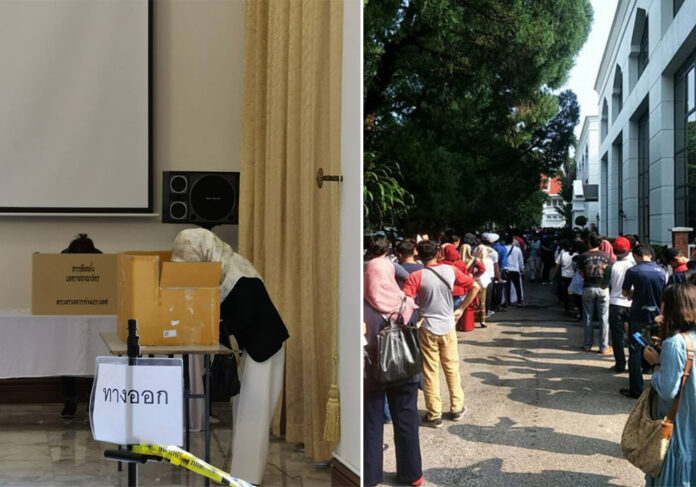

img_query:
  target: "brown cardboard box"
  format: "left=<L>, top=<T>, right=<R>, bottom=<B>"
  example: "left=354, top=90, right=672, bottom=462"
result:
left=32, top=253, right=117, bottom=315
left=117, top=251, right=221, bottom=346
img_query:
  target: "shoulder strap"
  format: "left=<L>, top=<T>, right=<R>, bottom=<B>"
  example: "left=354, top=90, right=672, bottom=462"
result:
left=667, top=333, right=695, bottom=422
left=424, top=266, right=452, bottom=292
left=507, top=245, right=513, bottom=257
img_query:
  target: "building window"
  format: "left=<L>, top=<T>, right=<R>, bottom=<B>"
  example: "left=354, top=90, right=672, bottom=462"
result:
left=612, top=66, right=623, bottom=122
left=601, top=99, right=609, bottom=140
left=638, top=18, right=649, bottom=78
left=675, top=55, right=696, bottom=233
left=675, top=0, right=685, bottom=16
left=613, top=137, right=623, bottom=235
left=601, top=155, right=608, bottom=235
left=638, top=112, right=650, bottom=242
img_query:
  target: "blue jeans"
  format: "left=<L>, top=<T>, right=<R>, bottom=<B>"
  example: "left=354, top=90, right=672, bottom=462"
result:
left=582, top=287, right=609, bottom=350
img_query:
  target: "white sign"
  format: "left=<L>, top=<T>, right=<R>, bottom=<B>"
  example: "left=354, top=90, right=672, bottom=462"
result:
left=90, top=357, right=183, bottom=446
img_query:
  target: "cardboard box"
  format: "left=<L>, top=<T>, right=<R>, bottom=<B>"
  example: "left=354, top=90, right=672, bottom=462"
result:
left=117, top=251, right=221, bottom=346
left=32, top=253, right=117, bottom=315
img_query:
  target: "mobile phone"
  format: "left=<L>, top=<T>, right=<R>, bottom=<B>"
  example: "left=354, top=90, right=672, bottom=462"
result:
left=633, top=332, right=648, bottom=347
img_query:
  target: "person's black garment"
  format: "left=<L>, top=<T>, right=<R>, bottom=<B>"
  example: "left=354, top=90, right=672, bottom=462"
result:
left=627, top=321, right=651, bottom=395
left=574, top=294, right=584, bottom=320
left=486, top=281, right=495, bottom=313
left=609, top=305, right=629, bottom=372
left=364, top=382, right=422, bottom=486
left=505, top=271, right=523, bottom=305
left=61, top=376, right=77, bottom=416
left=541, top=256, right=554, bottom=283
left=220, top=277, right=289, bottom=363
left=207, top=321, right=241, bottom=402
left=491, top=280, right=505, bottom=311
left=559, top=277, right=572, bottom=312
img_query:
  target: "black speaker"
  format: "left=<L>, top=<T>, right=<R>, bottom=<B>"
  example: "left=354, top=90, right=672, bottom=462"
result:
left=162, top=171, right=239, bottom=226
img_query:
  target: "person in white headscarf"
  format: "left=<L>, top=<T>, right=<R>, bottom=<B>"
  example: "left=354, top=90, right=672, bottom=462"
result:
left=172, top=228, right=289, bottom=485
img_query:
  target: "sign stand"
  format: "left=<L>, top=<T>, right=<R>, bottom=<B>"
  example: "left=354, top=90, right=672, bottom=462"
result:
left=103, top=319, right=152, bottom=486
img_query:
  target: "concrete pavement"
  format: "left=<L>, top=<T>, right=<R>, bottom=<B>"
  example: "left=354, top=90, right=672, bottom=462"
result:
left=379, top=281, right=646, bottom=486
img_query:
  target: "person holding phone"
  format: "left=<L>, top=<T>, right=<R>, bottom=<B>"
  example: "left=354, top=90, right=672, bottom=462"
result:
left=641, top=283, right=696, bottom=486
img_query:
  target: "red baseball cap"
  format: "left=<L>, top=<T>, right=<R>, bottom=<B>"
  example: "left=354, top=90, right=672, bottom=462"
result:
left=613, top=236, right=631, bottom=256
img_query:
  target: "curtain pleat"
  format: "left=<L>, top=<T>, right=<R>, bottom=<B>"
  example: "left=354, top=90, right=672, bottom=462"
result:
left=239, top=0, right=343, bottom=462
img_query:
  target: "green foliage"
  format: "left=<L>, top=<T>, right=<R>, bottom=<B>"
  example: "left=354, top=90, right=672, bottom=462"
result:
left=575, top=215, right=588, bottom=227
left=364, top=152, right=414, bottom=232
left=365, top=0, right=592, bottom=232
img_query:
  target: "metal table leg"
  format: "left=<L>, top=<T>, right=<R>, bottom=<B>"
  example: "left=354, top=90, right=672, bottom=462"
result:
left=204, top=353, right=211, bottom=487
left=183, top=354, right=190, bottom=452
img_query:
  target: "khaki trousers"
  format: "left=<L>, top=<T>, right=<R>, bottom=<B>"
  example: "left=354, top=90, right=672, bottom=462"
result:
left=419, top=326, right=464, bottom=420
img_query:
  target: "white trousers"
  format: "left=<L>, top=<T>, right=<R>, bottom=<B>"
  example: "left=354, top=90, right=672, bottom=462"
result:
left=230, top=346, right=285, bottom=485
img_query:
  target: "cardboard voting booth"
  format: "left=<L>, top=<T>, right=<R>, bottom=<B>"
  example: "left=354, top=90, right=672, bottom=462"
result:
left=32, top=253, right=118, bottom=315
left=117, top=251, right=221, bottom=346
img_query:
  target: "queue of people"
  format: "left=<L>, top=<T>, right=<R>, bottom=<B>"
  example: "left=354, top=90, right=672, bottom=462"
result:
left=364, top=226, right=696, bottom=486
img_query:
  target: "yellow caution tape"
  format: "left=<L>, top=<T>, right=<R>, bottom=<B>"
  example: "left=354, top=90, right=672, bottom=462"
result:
left=132, top=444, right=254, bottom=487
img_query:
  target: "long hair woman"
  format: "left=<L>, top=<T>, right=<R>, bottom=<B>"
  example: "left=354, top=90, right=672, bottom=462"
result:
left=642, top=283, right=696, bottom=486
left=363, top=255, right=422, bottom=486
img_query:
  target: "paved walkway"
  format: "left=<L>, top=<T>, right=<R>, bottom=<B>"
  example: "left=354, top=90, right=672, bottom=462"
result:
left=380, top=282, right=646, bottom=486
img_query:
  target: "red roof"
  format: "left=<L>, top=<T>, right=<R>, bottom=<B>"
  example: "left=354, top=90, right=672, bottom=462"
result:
left=540, top=174, right=562, bottom=195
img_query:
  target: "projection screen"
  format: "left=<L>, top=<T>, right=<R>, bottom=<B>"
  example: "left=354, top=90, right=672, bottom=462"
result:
left=0, top=0, right=150, bottom=212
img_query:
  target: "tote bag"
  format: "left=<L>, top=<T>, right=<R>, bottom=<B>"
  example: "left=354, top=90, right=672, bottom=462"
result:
left=374, top=299, right=422, bottom=384
left=621, top=333, right=694, bottom=478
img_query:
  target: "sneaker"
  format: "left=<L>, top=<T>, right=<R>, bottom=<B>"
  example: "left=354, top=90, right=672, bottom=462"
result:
left=486, top=311, right=495, bottom=318
left=61, top=400, right=77, bottom=418
left=599, top=347, right=614, bottom=356
left=411, top=475, right=424, bottom=486
left=449, top=406, right=467, bottom=421
left=421, top=414, right=443, bottom=428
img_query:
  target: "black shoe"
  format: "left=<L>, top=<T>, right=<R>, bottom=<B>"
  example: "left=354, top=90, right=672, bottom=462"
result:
left=448, top=406, right=467, bottom=421
left=61, top=400, right=77, bottom=417
left=609, top=365, right=625, bottom=373
left=480, top=323, right=488, bottom=328
left=421, top=414, right=443, bottom=428
left=619, top=388, right=641, bottom=399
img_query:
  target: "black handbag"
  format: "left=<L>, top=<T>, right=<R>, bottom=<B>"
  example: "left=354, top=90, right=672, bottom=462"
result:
left=374, top=299, right=422, bottom=384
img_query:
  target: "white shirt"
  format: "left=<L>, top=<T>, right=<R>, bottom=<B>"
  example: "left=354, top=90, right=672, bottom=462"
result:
left=608, top=258, right=634, bottom=307
left=504, top=245, right=524, bottom=272
left=555, top=250, right=576, bottom=278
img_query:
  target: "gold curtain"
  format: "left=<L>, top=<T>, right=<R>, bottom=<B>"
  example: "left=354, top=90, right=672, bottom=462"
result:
left=239, top=0, right=343, bottom=462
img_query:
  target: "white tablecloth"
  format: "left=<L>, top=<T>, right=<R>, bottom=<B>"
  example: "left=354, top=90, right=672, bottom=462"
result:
left=0, top=310, right=116, bottom=378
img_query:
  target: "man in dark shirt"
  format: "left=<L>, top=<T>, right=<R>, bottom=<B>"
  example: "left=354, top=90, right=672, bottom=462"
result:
left=620, top=245, right=666, bottom=398
left=577, top=233, right=612, bottom=354
left=396, top=238, right=424, bottom=275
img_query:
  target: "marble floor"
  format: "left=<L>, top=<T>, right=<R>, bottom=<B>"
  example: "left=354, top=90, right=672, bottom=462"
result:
left=0, top=403, right=330, bottom=486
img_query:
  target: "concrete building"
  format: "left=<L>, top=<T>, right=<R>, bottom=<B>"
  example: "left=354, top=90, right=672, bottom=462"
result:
left=541, top=175, right=566, bottom=228
left=595, top=0, right=696, bottom=243
left=572, top=116, right=601, bottom=229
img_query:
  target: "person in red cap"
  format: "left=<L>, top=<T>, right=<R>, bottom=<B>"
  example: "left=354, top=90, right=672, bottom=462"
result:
left=601, top=236, right=635, bottom=373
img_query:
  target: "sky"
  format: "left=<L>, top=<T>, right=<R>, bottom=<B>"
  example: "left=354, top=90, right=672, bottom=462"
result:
left=561, top=0, right=620, bottom=136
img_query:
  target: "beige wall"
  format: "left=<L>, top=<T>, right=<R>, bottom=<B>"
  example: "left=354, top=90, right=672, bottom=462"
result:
left=0, top=0, right=246, bottom=310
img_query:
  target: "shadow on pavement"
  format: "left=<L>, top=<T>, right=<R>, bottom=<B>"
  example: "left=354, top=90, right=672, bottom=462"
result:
left=447, top=416, right=623, bottom=458
left=422, top=458, right=620, bottom=486
left=462, top=353, right=634, bottom=415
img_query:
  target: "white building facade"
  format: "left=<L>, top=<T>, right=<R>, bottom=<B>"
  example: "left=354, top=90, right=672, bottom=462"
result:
left=595, top=0, right=696, bottom=244
left=573, top=116, right=601, bottom=229
left=541, top=176, right=566, bottom=228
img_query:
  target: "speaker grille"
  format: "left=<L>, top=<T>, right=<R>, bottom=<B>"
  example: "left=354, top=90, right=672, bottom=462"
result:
left=170, top=201, right=187, bottom=220
left=170, top=175, right=188, bottom=193
left=190, top=175, right=236, bottom=221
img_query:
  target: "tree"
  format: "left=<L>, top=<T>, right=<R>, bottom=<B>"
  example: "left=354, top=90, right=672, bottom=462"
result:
left=575, top=215, right=588, bottom=227
left=365, top=0, right=592, bottom=233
